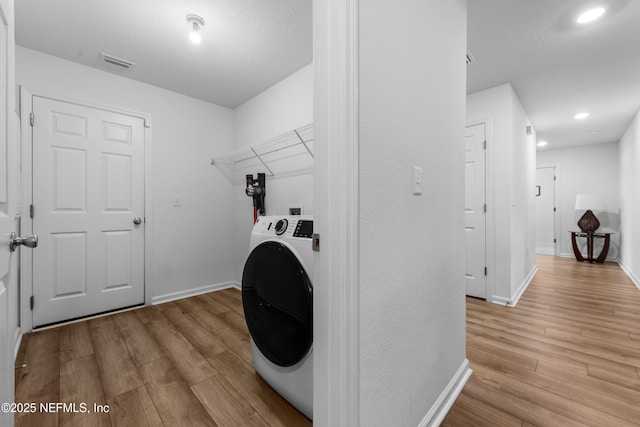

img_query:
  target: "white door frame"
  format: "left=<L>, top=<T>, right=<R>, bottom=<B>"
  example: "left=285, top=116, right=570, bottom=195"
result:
left=19, top=88, right=153, bottom=332
left=536, top=164, right=559, bottom=256
left=465, top=118, right=496, bottom=304
left=313, top=0, right=360, bottom=425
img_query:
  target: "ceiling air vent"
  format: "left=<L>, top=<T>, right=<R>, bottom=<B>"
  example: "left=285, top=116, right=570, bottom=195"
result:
left=101, top=53, right=135, bottom=69
left=466, top=49, right=476, bottom=65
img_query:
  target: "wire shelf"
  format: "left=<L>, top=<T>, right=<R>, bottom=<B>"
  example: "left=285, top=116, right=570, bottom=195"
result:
left=212, top=123, right=314, bottom=184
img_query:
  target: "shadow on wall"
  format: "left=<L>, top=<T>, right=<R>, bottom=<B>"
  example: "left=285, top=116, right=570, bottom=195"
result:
left=592, top=210, right=621, bottom=233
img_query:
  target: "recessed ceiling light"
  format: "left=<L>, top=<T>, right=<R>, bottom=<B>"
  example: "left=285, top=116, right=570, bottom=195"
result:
left=537, top=141, right=548, bottom=147
left=577, top=7, right=605, bottom=24
left=574, top=112, right=590, bottom=120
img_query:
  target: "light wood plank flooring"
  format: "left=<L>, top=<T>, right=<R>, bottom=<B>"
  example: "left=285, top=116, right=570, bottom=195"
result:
left=16, top=256, right=640, bottom=426
left=14, top=288, right=311, bottom=427
left=444, top=255, right=640, bottom=426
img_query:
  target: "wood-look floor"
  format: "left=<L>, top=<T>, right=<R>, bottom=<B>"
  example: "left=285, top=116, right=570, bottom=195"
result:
left=16, top=256, right=640, bottom=426
left=444, top=255, right=640, bottom=427
left=14, top=288, right=311, bottom=427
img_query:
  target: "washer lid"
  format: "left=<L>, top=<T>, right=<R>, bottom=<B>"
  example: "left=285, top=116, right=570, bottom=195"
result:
left=242, top=241, right=313, bottom=367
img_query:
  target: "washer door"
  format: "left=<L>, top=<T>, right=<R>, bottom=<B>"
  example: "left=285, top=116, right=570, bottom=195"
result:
left=242, top=241, right=313, bottom=367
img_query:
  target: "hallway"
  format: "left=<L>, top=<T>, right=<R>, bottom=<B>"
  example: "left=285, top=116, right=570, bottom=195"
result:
left=444, top=255, right=640, bottom=426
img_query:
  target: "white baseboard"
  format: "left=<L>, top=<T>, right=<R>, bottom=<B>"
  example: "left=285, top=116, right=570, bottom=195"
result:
left=560, top=252, right=618, bottom=263
left=535, top=247, right=555, bottom=255
left=488, top=266, right=537, bottom=308
left=510, top=266, right=537, bottom=307
left=151, top=281, right=241, bottom=305
left=488, top=295, right=510, bottom=306
left=618, top=261, right=640, bottom=291
left=418, top=359, right=472, bottom=427
left=14, top=327, right=22, bottom=361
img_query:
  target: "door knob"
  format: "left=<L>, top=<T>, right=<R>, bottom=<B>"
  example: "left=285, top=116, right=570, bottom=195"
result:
left=133, top=217, right=142, bottom=225
left=9, top=233, right=38, bottom=252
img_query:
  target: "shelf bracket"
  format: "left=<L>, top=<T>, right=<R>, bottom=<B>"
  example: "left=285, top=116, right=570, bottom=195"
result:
left=295, top=129, right=314, bottom=158
left=249, top=146, right=275, bottom=177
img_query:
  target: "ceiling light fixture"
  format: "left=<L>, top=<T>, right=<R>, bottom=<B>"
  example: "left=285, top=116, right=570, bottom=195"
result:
left=574, top=112, right=590, bottom=120
left=537, top=141, right=548, bottom=147
left=186, top=14, right=205, bottom=44
left=576, top=7, right=605, bottom=24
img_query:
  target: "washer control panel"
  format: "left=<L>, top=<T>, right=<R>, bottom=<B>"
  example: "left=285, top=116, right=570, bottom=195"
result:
left=293, top=220, right=313, bottom=238
left=253, top=216, right=313, bottom=239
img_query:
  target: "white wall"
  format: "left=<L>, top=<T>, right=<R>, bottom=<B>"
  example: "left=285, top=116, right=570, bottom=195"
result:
left=467, top=83, right=537, bottom=305
left=17, top=47, right=237, bottom=302
left=537, top=142, right=621, bottom=260
left=510, top=90, right=537, bottom=298
left=357, top=1, right=468, bottom=425
left=618, top=110, right=640, bottom=285
left=231, top=64, right=313, bottom=281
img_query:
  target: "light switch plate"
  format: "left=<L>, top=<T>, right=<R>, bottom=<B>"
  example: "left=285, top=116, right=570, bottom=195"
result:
left=412, top=166, right=422, bottom=195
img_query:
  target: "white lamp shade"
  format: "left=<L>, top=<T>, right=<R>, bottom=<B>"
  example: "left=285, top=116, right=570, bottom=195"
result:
left=575, top=194, right=605, bottom=211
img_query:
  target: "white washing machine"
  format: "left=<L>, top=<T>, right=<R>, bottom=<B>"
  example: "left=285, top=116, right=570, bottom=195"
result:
left=241, top=215, right=313, bottom=420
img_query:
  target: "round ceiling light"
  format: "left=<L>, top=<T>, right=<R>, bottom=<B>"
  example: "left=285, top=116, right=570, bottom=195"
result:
left=576, top=7, right=605, bottom=24
left=186, top=14, right=205, bottom=44
left=574, top=112, right=590, bottom=120
left=537, top=141, right=548, bottom=147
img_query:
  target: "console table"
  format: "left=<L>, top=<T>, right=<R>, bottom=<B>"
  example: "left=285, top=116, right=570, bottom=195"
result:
left=569, top=231, right=612, bottom=263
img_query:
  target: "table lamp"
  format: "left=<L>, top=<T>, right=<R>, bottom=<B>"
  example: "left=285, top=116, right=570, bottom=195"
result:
left=575, top=194, right=605, bottom=232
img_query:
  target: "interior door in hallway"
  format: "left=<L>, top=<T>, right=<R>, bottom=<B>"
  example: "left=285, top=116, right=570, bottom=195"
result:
left=31, top=96, right=145, bottom=327
left=535, top=166, right=556, bottom=255
left=465, top=123, right=486, bottom=299
left=0, top=3, right=18, bottom=424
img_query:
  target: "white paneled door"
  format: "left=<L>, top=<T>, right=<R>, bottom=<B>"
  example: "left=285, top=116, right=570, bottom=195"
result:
left=465, top=123, right=486, bottom=299
left=31, top=96, right=145, bottom=327
left=535, top=167, right=556, bottom=255
left=1, top=2, right=18, bottom=424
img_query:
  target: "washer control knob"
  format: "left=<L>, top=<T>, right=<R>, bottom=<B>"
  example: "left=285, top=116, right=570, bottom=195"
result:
left=275, top=219, right=288, bottom=235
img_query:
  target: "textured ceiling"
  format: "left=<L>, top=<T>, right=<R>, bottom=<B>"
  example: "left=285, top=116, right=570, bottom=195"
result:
left=467, top=0, right=640, bottom=150
left=15, top=1, right=640, bottom=150
left=15, top=0, right=313, bottom=109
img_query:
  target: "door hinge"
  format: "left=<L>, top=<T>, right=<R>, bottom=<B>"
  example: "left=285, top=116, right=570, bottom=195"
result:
left=484, top=266, right=488, bottom=276
left=483, top=204, right=487, bottom=213
left=554, top=176, right=557, bottom=181
left=29, top=204, right=34, bottom=219
left=483, top=140, right=487, bottom=150
left=29, top=112, right=34, bottom=127
left=30, top=296, right=34, bottom=310
left=554, top=238, right=557, bottom=243
left=553, top=207, right=556, bottom=212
